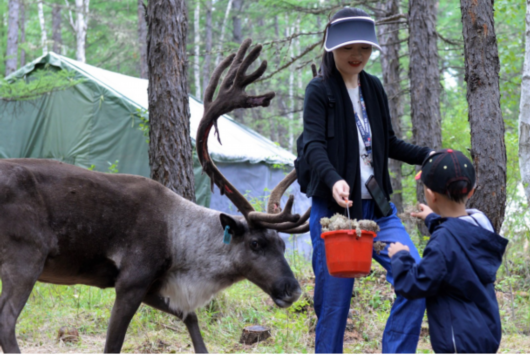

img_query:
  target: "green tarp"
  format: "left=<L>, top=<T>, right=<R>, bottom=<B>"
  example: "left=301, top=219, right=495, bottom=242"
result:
left=1, top=52, right=296, bottom=208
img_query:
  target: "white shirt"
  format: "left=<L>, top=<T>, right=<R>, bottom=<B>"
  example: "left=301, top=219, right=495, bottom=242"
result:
left=347, top=86, right=374, bottom=199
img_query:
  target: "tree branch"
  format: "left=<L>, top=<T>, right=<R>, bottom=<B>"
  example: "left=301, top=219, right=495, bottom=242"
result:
left=257, top=40, right=321, bottom=82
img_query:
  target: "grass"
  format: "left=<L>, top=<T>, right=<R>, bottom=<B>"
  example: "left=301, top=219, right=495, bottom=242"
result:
left=7, top=212, right=530, bottom=353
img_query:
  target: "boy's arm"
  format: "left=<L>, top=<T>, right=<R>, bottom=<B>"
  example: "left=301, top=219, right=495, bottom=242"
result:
left=391, top=241, right=447, bottom=300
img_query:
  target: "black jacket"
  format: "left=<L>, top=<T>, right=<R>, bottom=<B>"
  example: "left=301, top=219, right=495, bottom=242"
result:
left=391, top=213, right=508, bottom=353
left=301, top=67, right=430, bottom=218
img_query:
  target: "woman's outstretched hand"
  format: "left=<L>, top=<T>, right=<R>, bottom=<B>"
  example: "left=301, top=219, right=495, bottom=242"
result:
left=388, top=242, right=410, bottom=258
left=332, top=180, right=353, bottom=208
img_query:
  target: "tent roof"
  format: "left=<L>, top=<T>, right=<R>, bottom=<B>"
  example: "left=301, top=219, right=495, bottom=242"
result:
left=8, top=52, right=295, bottom=166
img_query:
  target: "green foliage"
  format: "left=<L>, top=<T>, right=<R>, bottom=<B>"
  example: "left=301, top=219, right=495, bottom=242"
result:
left=133, top=108, right=150, bottom=143
left=107, top=160, right=119, bottom=174
left=0, top=65, right=84, bottom=101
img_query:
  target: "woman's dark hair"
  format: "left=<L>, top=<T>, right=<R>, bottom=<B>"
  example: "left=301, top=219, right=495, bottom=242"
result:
left=320, top=7, right=370, bottom=79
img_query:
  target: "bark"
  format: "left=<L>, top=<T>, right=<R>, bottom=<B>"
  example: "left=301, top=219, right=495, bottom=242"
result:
left=460, top=0, right=506, bottom=231
left=296, top=17, right=302, bottom=127
left=202, top=0, right=212, bottom=95
left=193, top=0, right=200, bottom=97
left=138, top=0, right=148, bottom=78
left=287, top=20, right=294, bottom=152
left=377, top=0, right=404, bottom=213
left=19, top=0, right=25, bottom=66
left=520, top=0, right=530, bottom=206
left=38, top=0, right=48, bottom=54
left=408, top=0, right=442, bottom=214
left=52, top=4, right=62, bottom=53
left=232, top=0, right=243, bottom=43
left=231, top=0, right=244, bottom=122
left=6, top=0, right=19, bottom=76
left=215, top=0, right=234, bottom=66
left=147, top=0, right=195, bottom=201
left=271, top=16, right=281, bottom=143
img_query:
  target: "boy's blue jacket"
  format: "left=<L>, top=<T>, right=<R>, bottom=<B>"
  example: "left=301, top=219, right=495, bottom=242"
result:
left=391, top=213, right=508, bottom=353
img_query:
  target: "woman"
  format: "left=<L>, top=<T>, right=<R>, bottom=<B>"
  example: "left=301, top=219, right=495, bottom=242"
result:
left=302, top=7, right=431, bottom=353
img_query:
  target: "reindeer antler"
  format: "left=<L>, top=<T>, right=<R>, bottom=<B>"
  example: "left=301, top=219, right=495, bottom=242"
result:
left=197, top=39, right=309, bottom=233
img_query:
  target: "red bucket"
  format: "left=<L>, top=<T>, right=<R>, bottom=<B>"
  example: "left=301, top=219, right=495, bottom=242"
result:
left=321, top=229, right=377, bottom=278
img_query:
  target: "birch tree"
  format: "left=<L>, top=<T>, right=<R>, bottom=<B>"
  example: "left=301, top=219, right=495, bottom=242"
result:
left=19, top=0, right=25, bottom=66
left=6, top=0, right=19, bottom=76
left=66, top=0, right=89, bottom=62
left=460, top=0, right=506, bottom=232
left=38, top=0, right=48, bottom=54
left=520, top=0, right=530, bottom=205
left=214, top=0, right=233, bottom=66
left=147, top=0, right=195, bottom=201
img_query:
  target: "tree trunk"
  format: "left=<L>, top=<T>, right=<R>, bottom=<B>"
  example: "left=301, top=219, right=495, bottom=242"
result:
left=520, top=0, right=530, bottom=206
left=460, top=0, right=506, bottom=232
left=19, top=0, right=25, bottom=66
left=147, top=0, right=195, bottom=201
left=138, top=0, right=148, bottom=79
left=193, top=0, right=201, bottom=98
left=232, top=0, right=243, bottom=43
left=52, top=4, right=62, bottom=53
left=6, top=0, right=19, bottom=76
left=408, top=0, right=442, bottom=219
left=202, top=0, right=212, bottom=96
left=377, top=0, right=404, bottom=213
left=38, top=0, right=48, bottom=55
left=231, top=0, right=244, bottom=122
left=75, top=0, right=87, bottom=62
left=215, top=0, right=233, bottom=67
left=287, top=20, right=294, bottom=152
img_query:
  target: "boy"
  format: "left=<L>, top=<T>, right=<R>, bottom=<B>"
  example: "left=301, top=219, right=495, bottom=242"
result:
left=388, top=149, right=508, bottom=353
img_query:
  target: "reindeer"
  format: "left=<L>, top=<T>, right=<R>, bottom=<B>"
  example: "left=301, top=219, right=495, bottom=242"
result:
left=0, top=39, right=309, bottom=353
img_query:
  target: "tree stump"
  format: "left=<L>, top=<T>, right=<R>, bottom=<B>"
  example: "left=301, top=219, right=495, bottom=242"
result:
left=239, top=325, right=271, bottom=345
left=57, top=326, right=80, bottom=344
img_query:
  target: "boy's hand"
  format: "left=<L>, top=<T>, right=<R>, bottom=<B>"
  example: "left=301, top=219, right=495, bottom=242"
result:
left=411, top=203, right=433, bottom=221
left=388, top=242, right=410, bottom=258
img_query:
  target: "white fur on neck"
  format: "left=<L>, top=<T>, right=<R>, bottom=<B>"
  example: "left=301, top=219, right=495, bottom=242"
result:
left=160, top=271, right=230, bottom=315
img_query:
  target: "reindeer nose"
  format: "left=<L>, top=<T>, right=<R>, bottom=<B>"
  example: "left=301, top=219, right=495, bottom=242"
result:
left=271, top=278, right=302, bottom=308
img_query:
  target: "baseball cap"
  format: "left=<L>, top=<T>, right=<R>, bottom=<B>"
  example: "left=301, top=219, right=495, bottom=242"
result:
left=324, top=14, right=381, bottom=52
left=415, top=149, right=476, bottom=196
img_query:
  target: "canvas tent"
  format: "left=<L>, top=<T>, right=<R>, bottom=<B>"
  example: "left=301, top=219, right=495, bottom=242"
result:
left=0, top=52, right=311, bottom=255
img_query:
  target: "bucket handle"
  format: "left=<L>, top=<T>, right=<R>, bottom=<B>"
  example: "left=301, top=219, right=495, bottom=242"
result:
left=344, top=199, right=355, bottom=236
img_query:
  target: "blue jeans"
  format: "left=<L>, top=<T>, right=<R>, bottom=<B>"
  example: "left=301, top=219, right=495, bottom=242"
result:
left=310, top=197, right=426, bottom=353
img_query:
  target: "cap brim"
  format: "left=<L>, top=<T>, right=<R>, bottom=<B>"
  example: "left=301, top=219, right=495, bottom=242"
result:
left=324, top=17, right=382, bottom=52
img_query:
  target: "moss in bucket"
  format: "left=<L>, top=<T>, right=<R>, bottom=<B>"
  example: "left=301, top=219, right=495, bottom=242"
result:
left=320, top=214, right=380, bottom=235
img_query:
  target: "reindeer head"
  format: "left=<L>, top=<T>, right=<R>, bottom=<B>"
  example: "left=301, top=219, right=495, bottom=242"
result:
left=197, top=39, right=310, bottom=307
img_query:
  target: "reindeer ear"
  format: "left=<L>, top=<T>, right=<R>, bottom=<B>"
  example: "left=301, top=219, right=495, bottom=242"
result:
left=219, top=214, right=246, bottom=237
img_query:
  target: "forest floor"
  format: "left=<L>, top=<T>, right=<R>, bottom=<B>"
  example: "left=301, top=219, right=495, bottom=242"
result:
left=10, top=250, right=530, bottom=354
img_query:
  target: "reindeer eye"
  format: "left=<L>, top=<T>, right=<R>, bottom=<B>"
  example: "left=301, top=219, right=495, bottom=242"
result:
left=250, top=240, right=259, bottom=250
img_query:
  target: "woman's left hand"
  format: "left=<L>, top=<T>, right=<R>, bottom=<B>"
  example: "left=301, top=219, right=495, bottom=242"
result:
left=388, top=242, right=410, bottom=258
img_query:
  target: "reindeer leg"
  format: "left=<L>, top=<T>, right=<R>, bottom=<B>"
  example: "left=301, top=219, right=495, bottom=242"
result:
left=0, top=245, right=46, bottom=353
left=142, top=292, right=208, bottom=353
left=104, top=272, right=155, bottom=353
